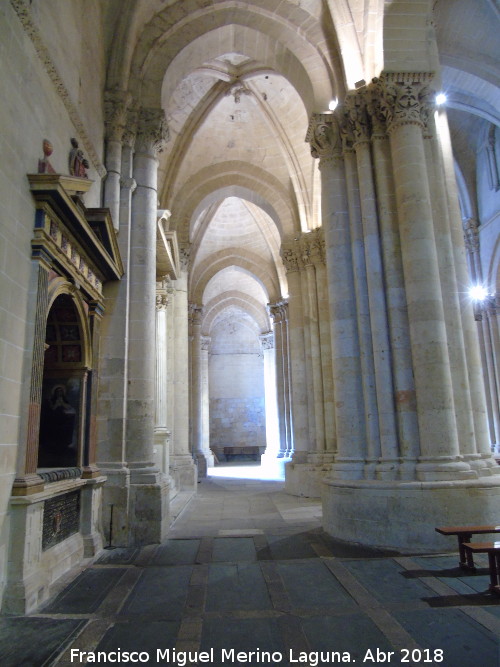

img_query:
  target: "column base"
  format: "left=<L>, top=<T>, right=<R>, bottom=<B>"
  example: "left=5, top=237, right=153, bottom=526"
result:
left=194, top=452, right=208, bottom=479
left=322, top=475, right=500, bottom=552
left=129, top=474, right=170, bottom=545
left=170, top=455, right=197, bottom=492
left=285, top=459, right=333, bottom=498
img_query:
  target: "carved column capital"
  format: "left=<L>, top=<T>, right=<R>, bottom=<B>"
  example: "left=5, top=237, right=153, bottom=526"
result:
left=156, top=293, right=169, bottom=311
left=104, top=89, right=132, bottom=143
left=375, top=74, right=434, bottom=133
left=366, top=80, right=388, bottom=137
left=136, top=107, right=169, bottom=156
left=306, top=112, right=343, bottom=164
left=268, top=299, right=289, bottom=323
left=201, top=336, right=211, bottom=351
left=280, top=240, right=301, bottom=273
left=260, top=331, right=274, bottom=350
left=179, top=244, right=191, bottom=272
left=188, top=303, right=203, bottom=325
left=344, top=91, right=370, bottom=145
left=463, top=217, right=480, bottom=253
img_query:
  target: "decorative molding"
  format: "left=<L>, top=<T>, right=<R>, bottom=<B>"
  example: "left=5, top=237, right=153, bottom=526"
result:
left=201, top=336, right=211, bottom=351
left=375, top=73, right=434, bottom=133
left=10, top=0, right=106, bottom=177
left=268, top=299, right=289, bottom=323
left=136, top=107, right=169, bottom=156
left=155, top=293, right=169, bottom=311
left=179, top=243, right=191, bottom=271
left=280, top=242, right=301, bottom=273
left=344, top=92, right=370, bottom=145
left=305, top=113, right=342, bottom=163
left=104, top=88, right=132, bottom=143
left=260, top=332, right=274, bottom=350
left=463, top=217, right=480, bottom=254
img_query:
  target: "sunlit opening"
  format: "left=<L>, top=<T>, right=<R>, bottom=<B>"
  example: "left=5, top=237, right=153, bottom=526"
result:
left=208, top=457, right=288, bottom=481
left=469, top=284, right=489, bottom=301
left=435, top=93, right=447, bottom=105
left=328, top=98, right=338, bottom=111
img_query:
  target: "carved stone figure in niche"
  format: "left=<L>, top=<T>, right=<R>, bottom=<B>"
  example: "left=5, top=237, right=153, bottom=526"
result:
left=38, top=379, right=79, bottom=468
left=68, top=138, right=89, bottom=178
left=38, top=139, right=56, bottom=174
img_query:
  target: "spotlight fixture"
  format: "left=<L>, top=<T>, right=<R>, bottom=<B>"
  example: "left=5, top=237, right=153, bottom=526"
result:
left=435, top=93, right=447, bottom=105
left=469, top=284, right=489, bottom=301
left=328, top=98, right=338, bottom=111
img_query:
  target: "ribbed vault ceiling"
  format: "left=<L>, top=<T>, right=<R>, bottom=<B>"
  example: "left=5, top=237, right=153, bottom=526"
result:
left=102, top=0, right=499, bottom=339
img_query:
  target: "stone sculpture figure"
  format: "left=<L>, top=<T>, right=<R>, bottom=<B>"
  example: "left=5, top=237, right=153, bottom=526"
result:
left=68, top=137, right=89, bottom=178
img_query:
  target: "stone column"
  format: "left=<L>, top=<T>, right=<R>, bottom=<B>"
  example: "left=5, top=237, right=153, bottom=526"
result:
left=367, top=82, right=420, bottom=476
left=170, top=248, right=197, bottom=489
left=480, top=298, right=500, bottom=449
left=345, top=92, right=399, bottom=478
left=280, top=243, right=309, bottom=464
left=269, top=301, right=291, bottom=458
left=312, top=230, right=336, bottom=459
left=433, top=109, right=494, bottom=465
left=300, top=233, right=326, bottom=461
left=189, top=303, right=207, bottom=478
left=260, top=332, right=280, bottom=460
left=155, top=283, right=171, bottom=478
left=381, top=75, right=469, bottom=481
left=97, top=117, right=136, bottom=546
left=464, top=218, right=500, bottom=450
left=127, top=107, right=169, bottom=544
left=306, top=113, right=365, bottom=479
left=104, top=90, right=130, bottom=231
left=201, top=336, right=212, bottom=465
left=341, top=127, right=380, bottom=476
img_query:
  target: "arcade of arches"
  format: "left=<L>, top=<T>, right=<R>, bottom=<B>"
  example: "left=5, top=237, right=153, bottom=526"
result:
left=0, top=0, right=499, bottom=614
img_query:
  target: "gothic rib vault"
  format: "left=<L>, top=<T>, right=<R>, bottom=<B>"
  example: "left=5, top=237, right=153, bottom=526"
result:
left=0, top=0, right=499, bottom=614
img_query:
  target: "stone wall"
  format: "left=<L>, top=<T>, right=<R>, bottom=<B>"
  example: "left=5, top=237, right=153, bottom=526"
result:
left=0, top=0, right=105, bottom=609
left=208, top=317, right=266, bottom=454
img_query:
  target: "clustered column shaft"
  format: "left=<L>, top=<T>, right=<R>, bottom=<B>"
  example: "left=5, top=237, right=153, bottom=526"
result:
left=303, top=73, right=498, bottom=483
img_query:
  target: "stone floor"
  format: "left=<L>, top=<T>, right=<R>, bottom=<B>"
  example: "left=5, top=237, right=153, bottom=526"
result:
left=2, top=465, right=500, bottom=666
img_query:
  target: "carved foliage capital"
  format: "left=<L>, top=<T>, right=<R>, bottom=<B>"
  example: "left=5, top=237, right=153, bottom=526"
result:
left=268, top=300, right=289, bottom=323
left=280, top=241, right=301, bottom=273
left=343, top=92, right=370, bottom=145
left=136, top=107, right=169, bottom=156
left=104, top=89, right=132, bottom=142
left=375, top=74, right=434, bottom=132
left=463, top=218, right=479, bottom=253
left=306, top=113, right=342, bottom=163
left=260, top=332, right=274, bottom=350
left=179, top=244, right=191, bottom=271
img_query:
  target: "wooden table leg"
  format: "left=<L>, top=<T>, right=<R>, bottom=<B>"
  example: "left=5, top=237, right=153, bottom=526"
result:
left=458, top=533, right=474, bottom=570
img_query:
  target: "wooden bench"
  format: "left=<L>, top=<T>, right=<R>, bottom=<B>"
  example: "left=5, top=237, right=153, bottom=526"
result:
left=463, top=542, right=500, bottom=595
left=435, top=525, right=500, bottom=570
